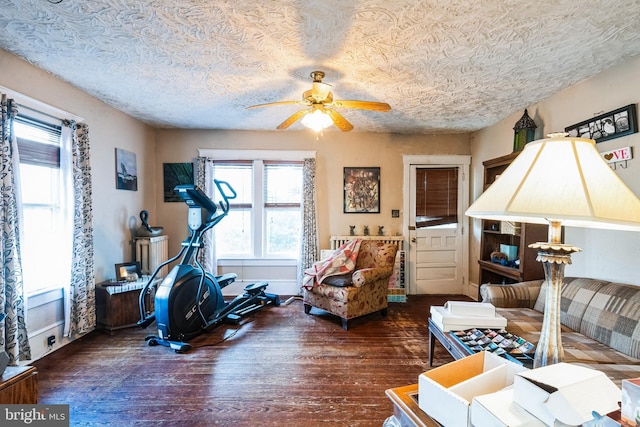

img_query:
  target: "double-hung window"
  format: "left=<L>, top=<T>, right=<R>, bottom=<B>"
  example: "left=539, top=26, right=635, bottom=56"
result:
left=211, top=160, right=303, bottom=259
left=15, top=114, right=71, bottom=294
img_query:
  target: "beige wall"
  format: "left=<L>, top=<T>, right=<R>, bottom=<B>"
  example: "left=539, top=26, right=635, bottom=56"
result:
left=469, top=54, right=640, bottom=286
left=155, top=129, right=470, bottom=257
left=1, top=49, right=157, bottom=278
left=1, top=48, right=156, bottom=359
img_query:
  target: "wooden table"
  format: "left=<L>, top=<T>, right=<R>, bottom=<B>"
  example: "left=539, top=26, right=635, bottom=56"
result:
left=0, top=366, right=37, bottom=404
left=385, top=384, right=440, bottom=427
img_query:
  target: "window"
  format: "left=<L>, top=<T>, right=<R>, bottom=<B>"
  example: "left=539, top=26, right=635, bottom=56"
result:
left=415, top=167, right=458, bottom=228
left=211, top=160, right=303, bottom=259
left=15, top=114, right=72, bottom=294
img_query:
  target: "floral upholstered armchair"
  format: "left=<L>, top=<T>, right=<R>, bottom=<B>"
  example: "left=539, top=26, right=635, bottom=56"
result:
left=302, top=240, right=398, bottom=330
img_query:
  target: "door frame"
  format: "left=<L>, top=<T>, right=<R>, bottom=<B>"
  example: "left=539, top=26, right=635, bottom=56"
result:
left=402, top=155, right=471, bottom=295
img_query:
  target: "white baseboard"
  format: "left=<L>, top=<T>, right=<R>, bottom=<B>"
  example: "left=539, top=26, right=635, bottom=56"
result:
left=467, top=281, right=479, bottom=301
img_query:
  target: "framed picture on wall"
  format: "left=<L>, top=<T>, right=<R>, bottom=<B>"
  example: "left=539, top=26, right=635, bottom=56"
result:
left=565, top=104, right=638, bottom=143
left=343, top=167, right=380, bottom=213
left=115, top=148, right=138, bottom=191
left=163, top=162, right=194, bottom=202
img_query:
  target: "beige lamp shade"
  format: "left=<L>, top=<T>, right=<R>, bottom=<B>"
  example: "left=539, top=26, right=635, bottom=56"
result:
left=466, top=135, right=640, bottom=231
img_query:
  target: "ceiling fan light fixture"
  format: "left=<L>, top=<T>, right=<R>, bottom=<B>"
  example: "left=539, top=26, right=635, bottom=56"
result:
left=247, top=70, right=389, bottom=132
left=301, top=109, right=333, bottom=132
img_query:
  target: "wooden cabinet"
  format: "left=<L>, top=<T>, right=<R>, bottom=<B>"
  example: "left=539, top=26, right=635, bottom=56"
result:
left=477, top=152, right=547, bottom=298
left=0, top=366, right=37, bottom=404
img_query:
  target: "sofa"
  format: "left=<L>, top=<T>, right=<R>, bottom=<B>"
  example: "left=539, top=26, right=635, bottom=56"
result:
left=480, top=277, right=640, bottom=386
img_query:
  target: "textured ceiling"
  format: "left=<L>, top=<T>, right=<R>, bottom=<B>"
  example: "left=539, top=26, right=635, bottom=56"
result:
left=1, top=0, right=640, bottom=133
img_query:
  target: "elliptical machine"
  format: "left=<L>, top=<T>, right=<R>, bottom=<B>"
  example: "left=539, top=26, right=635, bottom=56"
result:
left=137, top=180, right=280, bottom=353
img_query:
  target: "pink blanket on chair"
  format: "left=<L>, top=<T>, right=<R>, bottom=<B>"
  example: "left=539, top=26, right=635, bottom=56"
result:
left=302, top=239, right=362, bottom=289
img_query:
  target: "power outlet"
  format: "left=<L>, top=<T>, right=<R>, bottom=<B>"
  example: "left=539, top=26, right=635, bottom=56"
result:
left=47, top=335, right=56, bottom=347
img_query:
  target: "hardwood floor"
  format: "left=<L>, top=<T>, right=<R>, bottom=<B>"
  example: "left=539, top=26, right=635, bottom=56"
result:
left=33, top=295, right=465, bottom=426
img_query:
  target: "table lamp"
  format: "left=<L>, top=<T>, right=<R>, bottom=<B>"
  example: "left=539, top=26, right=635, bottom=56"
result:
left=466, top=133, right=640, bottom=367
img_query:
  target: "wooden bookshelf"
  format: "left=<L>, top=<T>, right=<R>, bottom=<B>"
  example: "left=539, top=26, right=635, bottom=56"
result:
left=477, top=152, right=547, bottom=299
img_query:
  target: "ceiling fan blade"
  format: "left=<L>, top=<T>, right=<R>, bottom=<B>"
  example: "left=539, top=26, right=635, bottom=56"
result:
left=246, top=100, right=303, bottom=110
left=277, top=109, right=310, bottom=130
left=331, top=100, right=391, bottom=112
left=325, top=109, right=354, bottom=132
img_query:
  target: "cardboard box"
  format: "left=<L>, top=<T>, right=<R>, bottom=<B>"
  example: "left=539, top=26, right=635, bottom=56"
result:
left=513, top=363, right=621, bottom=427
left=471, top=388, right=546, bottom=427
left=418, top=352, right=527, bottom=427
left=621, top=378, right=640, bottom=426
left=444, top=301, right=496, bottom=317
left=430, top=306, right=507, bottom=332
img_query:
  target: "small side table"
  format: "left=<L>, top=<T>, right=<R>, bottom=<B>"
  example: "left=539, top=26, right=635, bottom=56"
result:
left=0, top=366, right=38, bottom=404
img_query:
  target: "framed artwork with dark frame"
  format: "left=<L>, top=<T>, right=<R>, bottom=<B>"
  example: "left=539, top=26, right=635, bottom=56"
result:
left=163, top=162, right=194, bottom=202
left=343, top=167, right=380, bottom=213
left=115, top=262, right=142, bottom=281
left=115, top=148, right=138, bottom=191
left=565, top=104, right=638, bottom=143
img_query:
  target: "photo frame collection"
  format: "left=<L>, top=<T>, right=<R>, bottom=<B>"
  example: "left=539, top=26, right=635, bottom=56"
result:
left=565, top=104, right=638, bottom=144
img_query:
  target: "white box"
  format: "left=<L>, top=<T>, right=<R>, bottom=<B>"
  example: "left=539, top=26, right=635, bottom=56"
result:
left=513, top=363, right=621, bottom=427
left=418, top=352, right=528, bottom=427
left=444, top=301, right=496, bottom=317
left=430, top=306, right=507, bottom=332
left=471, top=388, right=546, bottom=427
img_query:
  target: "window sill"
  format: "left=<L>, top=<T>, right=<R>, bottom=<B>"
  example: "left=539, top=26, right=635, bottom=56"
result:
left=217, top=258, right=298, bottom=267
left=26, top=286, right=65, bottom=309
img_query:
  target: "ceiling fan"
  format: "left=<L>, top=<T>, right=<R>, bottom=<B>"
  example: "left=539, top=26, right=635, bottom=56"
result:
left=246, top=71, right=391, bottom=132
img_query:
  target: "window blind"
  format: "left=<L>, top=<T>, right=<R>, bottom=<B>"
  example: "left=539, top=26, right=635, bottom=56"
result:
left=415, top=167, right=458, bottom=228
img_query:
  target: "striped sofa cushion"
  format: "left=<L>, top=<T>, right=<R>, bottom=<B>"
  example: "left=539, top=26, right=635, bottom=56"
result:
left=561, top=278, right=610, bottom=331
left=579, top=282, right=640, bottom=359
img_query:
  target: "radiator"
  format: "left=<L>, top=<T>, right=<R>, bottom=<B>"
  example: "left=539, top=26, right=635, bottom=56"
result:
left=134, top=235, right=169, bottom=277
left=330, top=235, right=405, bottom=251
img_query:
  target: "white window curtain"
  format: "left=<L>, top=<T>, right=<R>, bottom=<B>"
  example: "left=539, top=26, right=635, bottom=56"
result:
left=63, top=119, right=95, bottom=337
left=0, top=93, right=32, bottom=363
left=196, top=157, right=216, bottom=274
left=297, top=158, right=319, bottom=289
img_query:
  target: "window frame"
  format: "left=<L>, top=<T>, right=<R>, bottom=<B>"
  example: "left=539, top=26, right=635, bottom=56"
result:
left=14, top=113, right=68, bottom=295
left=200, top=149, right=315, bottom=261
left=212, top=159, right=303, bottom=259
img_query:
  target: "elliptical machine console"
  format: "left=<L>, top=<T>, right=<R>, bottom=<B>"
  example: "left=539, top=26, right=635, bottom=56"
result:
left=138, top=180, right=280, bottom=352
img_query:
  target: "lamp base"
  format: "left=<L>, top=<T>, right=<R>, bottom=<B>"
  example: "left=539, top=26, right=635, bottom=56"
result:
left=529, top=241, right=581, bottom=368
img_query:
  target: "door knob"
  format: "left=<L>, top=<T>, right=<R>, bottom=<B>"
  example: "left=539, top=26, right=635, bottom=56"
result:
left=411, top=237, right=417, bottom=243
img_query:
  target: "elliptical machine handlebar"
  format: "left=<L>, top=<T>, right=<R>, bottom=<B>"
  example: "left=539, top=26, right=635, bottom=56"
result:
left=213, top=179, right=236, bottom=215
